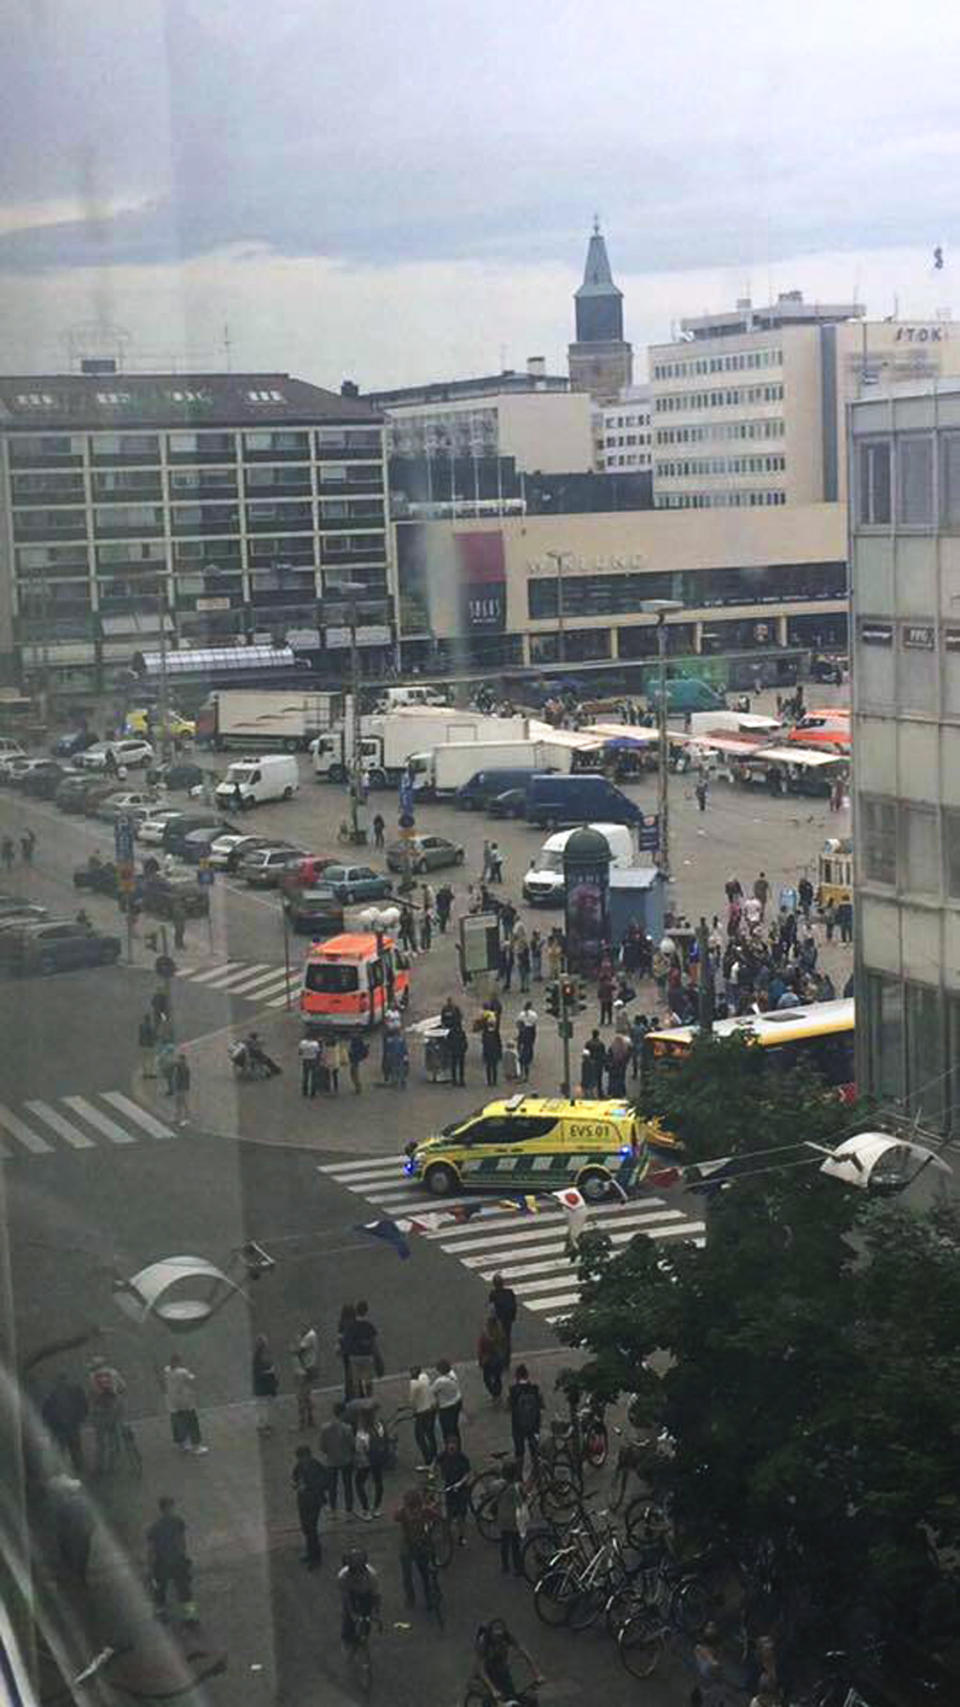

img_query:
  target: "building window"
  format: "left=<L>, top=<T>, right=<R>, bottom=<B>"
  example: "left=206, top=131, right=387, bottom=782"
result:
left=897, top=434, right=934, bottom=526
left=901, top=803, right=939, bottom=895
left=858, top=439, right=891, bottom=526
left=941, top=433, right=960, bottom=527
left=905, top=982, right=944, bottom=1124
left=864, top=972, right=904, bottom=1102
left=861, top=796, right=897, bottom=884
left=945, top=810, right=960, bottom=899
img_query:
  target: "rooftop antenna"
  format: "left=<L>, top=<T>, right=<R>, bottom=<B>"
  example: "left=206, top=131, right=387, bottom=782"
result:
left=222, top=322, right=233, bottom=373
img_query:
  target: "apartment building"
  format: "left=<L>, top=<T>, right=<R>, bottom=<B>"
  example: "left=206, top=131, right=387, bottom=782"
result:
left=0, top=370, right=391, bottom=689
left=850, top=382, right=960, bottom=1131
left=650, top=292, right=960, bottom=513
left=596, top=384, right=653, bottom=474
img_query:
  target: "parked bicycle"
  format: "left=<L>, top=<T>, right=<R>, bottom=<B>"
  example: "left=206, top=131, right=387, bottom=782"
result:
left=471, top=1450, right=577, bottom=1542
left=617, top=1553, right=711, bottom=1679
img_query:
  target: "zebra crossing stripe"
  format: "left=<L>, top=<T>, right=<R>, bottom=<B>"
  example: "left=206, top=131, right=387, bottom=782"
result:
left=180, top=962, right=242, bottom=985
left=524, top=1293, right=580, bottom=1313
left=102, top=1093, right=173, bottom=1139
left=222, top=966, right=287, bottom=995
left=26, top=1100, right=95, bottom=1150
left=199, top=963, right=271, bottom=991
left=62, top=1095, right=136, bottom=1145
left=0, top=1102, right=50, bottom=1154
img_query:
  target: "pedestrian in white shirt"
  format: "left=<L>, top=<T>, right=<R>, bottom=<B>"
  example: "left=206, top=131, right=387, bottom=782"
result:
left=293, top=1325, right=319, bottom=1431
left=163, top=1353, right=208, bottom=1454
left=409, top=1365, right=437, bottom=1464
left=432, top=1359, right=462, bottom=1441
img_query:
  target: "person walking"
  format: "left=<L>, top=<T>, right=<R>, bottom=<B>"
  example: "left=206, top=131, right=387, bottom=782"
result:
left=530, top=929, right=543, bottom=982
left=409, top=1364, right=438, bottom=1464
left=753, top=871, right=770, bottom=920
left=606, top=1032, right=630, bottom=1097
left=585, top=1029, right=607, bottom=1096
left=42, top=1374, right=88, bottom=1475
left=597, top=962, right=615, bottom=1027
left=353, top=1409, right=385, bottom=1520
left=319, top=1401, right=355, bottom=1518
left=489, top=841, right=503, bottom=883
left=293, top=1324, right=319, bottom=1431
left=163, top=1352, right=208, bottom=1454
left=345, top=1300, right=381, bottom=1398
left=395, top=1489, right=437, bottom=1610
left=372, top=812, right=385, bottom=849
left=547, top=934, right=564, bottom=982
left=20, top=827, right=36, bottom=864
left=489, top=1273, right=518, bottom=1366
left=481, top=1017, right=502, bottom=1088
left=695, top=777, right=708, bottom=813
left=435, top=883, right=453, bottom=933
left=516, top=1002, right=537, bottom=1080
left=170, top=1049, right=191, bottom=1126
left=516, top=934, right=531, bottom=994
left=52, top=1475, right=93, bottom=1586
left=440, top=1434, right=472, bottom=1547
left=823, top=898, right=837, bottom=943
left=88, top=1357, right=126, bottom=1476
left=477, top=1314, right=507, bottom=1403
left=348, top=1031, right=368, bottom=1093
left=448, top=1009, right=467, bottom=1087
left=327, top=1035, right=346, bottom=1093
left=147, top=1497, right=196, bottom=1620
left=837, top=898, right=853, bottom=944
left=431, top=1359, right=462, bottom=1441
left=252, top=1334, right=278, bottom=1433
left=171, top=898, right=187, bottom=951
left=291, top=1444, right=325, bottom=1568
left=138, top=1010, right=157, bottom=1078
left=298, top=1033, right=320, bottom=1098
left=499, top=938, right=514, bottom=992
left=1, top=836, right=14, bottom=873
left=508, top=1365, right=543, bottom=1470
left=495, top=1461, right=526, bottom=1578
left=798, top=875, right=814, bottom=921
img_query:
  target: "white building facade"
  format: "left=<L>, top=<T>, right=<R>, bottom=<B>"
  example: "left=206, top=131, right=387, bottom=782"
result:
left=596, top=384, right=652, bottom=474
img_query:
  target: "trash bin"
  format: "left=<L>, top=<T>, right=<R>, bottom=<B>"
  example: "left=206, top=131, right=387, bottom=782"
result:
left=503, top=1042, right=521, bottom=1082
left=423, top=1027, right=452, bottom=1084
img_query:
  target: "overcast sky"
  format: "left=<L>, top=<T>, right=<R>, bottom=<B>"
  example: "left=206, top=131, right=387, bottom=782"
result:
left=2, top=0, right=960, bottom=389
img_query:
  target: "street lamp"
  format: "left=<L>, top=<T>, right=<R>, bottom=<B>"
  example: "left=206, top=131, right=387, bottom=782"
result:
left=545, top=549, right=571, bottom=664
left=328, top=581, right=366, bottom=843
left=640, top=598, right=684, bottom=880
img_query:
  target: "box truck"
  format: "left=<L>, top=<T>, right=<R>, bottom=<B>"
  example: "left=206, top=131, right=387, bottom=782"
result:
left=410, top=737, right=576, bottom=798
left=196, top=689, right=343, bottom=751
left=312, top=709, right=528, bottom=785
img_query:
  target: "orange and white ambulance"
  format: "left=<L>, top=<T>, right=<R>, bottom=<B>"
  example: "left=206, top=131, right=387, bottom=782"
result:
left=300, top=932, right=411, bottom=1031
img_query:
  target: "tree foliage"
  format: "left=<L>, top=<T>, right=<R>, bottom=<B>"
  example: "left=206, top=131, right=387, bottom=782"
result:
left=566, top=1041, right=960, bottom=1636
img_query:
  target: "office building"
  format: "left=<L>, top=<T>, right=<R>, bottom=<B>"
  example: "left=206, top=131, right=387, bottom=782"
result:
left=851, top=381, right=960, bottom=1133
left=0, top=369, right=391, bottom=689
left=597, top=384, right=653, bottom=475
left=568, top=221, right=634, bottom=402
left=650, top=293, right=960, bottom=512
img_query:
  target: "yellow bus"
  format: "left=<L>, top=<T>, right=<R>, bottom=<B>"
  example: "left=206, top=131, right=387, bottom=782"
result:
left=642, top=998, right=855, bottom=1101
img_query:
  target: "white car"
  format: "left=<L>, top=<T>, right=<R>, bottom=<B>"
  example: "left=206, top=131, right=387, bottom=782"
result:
left=78, top=738, right=154, bottom=772
left=137, top=811, right=184, bottom=845
left=94, top=790, right=156, bottom=822
left=208, top=833, right=259, bottom=869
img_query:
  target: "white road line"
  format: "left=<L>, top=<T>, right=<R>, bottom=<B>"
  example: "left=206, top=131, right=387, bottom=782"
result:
left=220, top=966, right=286, bottom=995
left=25, top=1100, right=95, bottom=1150
left=437, top=1211, right=701, bottom=1258
left=524, top=1293, right=580, bottom=1312
left=264, top=992, right=297, bottom=1009
left=0, top=1103, right=50, bottom=1155
left=421, top=1198, right=671, bottom=1240
left=246, top=972, right=297, bottom=999
left=464, top=1216, right=691, bottom=1272
left=319, top=1157, right=402, bottom=1176
left=514, top=1273, right=594, bottom=1298
left=180, top=962, right=242, bottom=985
left=62, top=1095, right=136, bottom=1145
left=102, top=1092, right=173, bottom=1139
left=199, top=963, right=271, bottom=992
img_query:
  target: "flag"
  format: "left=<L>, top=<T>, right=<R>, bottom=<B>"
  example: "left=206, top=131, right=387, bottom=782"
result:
left=497, top=1194, right=540, bottom=1215
left=645, top=1163, right=682, bottom=1190
left=934, top=245, right=944, bottom=270
left=552, top=1186, right=588, bottom=1247
left=355, top=1219, right=411, bottom=1259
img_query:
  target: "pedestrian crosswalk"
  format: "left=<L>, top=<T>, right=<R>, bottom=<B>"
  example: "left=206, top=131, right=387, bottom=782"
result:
left=318, top=1155, right=706, bottom=1324
left=0, top=1091, right=176, bottom=1159
left=175, top=959, right=300, bottom=1009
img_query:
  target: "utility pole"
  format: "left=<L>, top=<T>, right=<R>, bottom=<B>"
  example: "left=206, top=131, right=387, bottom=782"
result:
left=157, top=574, right=172, bottom=766
left=331, top=582, right=366, bottom=843
left=641, top=598, right=683, bottom=880
left=697, top=914, right=715, bottom=1034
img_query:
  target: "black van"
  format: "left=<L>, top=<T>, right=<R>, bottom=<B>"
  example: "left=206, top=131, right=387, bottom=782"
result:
left=524, top=772, right=643, bottom=828
left=456, top=767, right=551, bottom=811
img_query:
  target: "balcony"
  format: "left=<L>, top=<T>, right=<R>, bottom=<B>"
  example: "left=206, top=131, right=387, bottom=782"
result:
left=170, top=508, right=241, bottom=536
left=244, top=474, right=312, bottom=499
left=13, top=512, right=88, bottom=542
left=12, top=477, right=86, bottom=506
left=92, top=476, right=164, bottom=502
left=9, top=446, right=84, bottom=469
left=245, top=504, right=313, bottom=533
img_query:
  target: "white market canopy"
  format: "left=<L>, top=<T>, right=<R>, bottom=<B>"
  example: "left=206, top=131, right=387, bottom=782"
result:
left=820, top=1132, right=952, bottom=1192
left=114, top=1255, right=244, bottom=1331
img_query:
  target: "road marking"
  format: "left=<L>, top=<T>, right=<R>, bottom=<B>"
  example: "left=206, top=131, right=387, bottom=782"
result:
left=524, top=1293, right=580, bottom=1313
left=0, top=1103, right=52, bottom=1154
left=217, top=965, right=283, bottom=994
left=102, top=1092, right=174, bottom=1139
left=25, top=1099, right=96, bottom=1150
left=319, top=1156, right=403, bottom=1176
left=198, top=962, right=272, bottom=991
left=248, top=972, right=296, bottom=1000
left=179, top=962, right=243, bottom=984
left=62, top=1095, right=136, bottom=1145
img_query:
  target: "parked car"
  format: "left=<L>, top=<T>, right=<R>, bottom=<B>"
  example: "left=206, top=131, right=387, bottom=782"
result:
left=487, top=788, right=529, bottom=820
left=456, top=766, right=547, bottom=811
left=0, top=899, right=47, bottom=925
left=239, top=846, right=308, bottom=888
left=161, top=814, right=232, bottom=857
left=8, top=919, right=122, bottom=977
left=51, top=730, right=98, bottom=758
left=524, top=772, right=644, bottom=829
left=93, top=790, right=156, bottom=822
left=278, top=855, right=338, bottom=895
left=385, top=834, right=464, bottom=874
left=282, top=887, right=345, bottom=936
left=73, top=858, right=121, bottom=896
left=77, top=738, right=154, bottom=772
left=54, top=776, right=113, bottom=814
left=0, top=739, right=27, bottom=763
left=320, top=863, right=393, bottom=904
left=137, top=810, right=186, bottom=845
left=2, top=757, right=49, bottom=789
left=146, top=761, right=206, bottom=792
left=20, top=761, right=76, bottom=799
left=208, top=833, right=271, bottom=871
left=140, top=872, right=209, bottom=919
left=180, top=825, right=231, bottom=864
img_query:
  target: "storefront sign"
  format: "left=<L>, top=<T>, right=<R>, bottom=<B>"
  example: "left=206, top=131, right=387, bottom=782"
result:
left=196, top=597, right=232, bottom=612
left=526, top=552, right=646, bottom=574
left=901, top=623, right=935, bottom=650
left=945, top=629, right=960, bottom=652
left=325, top=624, right=392, bottom=649
left=894, top=326, right=946, bottom=342
left=457, top=531, right=506, bottom=631
left=859, top=621, right=893, bottom=647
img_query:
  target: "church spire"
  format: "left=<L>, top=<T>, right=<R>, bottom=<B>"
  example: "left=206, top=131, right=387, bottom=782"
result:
left=568, top=219, right=633, bottom=401
left=577, top=218, right=619, bottom=298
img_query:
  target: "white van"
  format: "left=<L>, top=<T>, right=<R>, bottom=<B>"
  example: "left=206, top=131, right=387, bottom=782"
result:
left=215, top=753, right=299, bottom=809
left=375, top=685, right=449, bottom=711
left=522, top=822, right=635, bottom=905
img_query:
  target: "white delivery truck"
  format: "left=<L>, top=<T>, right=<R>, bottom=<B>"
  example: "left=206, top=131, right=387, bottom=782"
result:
left=215, top=753, right=300, bottom=808
left=374, top=685, right=450, bottom=711
left=522, top=823, right=636, bottom=905
left=197, top=689, right=343, bottom=751
left=410, top=736, right=578, bottom=798
left=312, top=709, right=528, bottom=785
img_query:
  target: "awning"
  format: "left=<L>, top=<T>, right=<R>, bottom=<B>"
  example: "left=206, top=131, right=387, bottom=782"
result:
left=753, top=746, right=846, bottom=768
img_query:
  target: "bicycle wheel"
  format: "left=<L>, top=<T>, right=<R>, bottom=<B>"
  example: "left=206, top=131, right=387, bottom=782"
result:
left=463, top=1690, right=489, bottom=1707
left=474, top=1493, right=500, bottom=1544
left=566, top=1580, right=610, bottom=1633
left=520, top=1526, right=561, bottom=1586
left=583, top=1420, right=608, bottom=1470
left=540, top=1465, right=579, bottom=1520
left=533, top=1566, right=579, bottom=1629
left=618, top=1610, right=666, bottom=1680
left=604, top=1582, right=647, bottom=1638
left=428, top=1570, right=445, bottom=1631
left=469, top=1471, right=501, bottom=1519
left=123, top=1426, right=143, bottom=1479
left=432, top=1519, right=454, bottom=1570
left=674, top=1576, right=710, bottom=1634
left=351, top=1638, right=372, bottom=1697
left=624, top=1495, right=669, bottom=1551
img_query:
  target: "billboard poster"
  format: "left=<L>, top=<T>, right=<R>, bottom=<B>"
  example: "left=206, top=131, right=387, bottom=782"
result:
left=456, top=531, right=506, bottom=631
left=564, top=864, right=609, bottom=976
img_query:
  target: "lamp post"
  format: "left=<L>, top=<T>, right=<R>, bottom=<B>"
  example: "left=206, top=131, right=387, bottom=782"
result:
left=545, top=549, right=571, bottom=665
left=329, top=581, right=366, bottom=843
left=641, top=598, right=683, bottom=880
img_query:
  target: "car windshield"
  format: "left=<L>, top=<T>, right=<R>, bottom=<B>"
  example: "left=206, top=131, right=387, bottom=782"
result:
left=228, top=767, right=255, bottom=784
left=304, top=964, right=359, bottom=993
left=532, top=850, right=564, bottom=873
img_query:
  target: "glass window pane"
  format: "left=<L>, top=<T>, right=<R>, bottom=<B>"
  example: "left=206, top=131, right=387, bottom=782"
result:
left=901, top=804, right=938, bottom=895
left=865, top=973, right=903, bottom=1101
left=941, top=433, right=960, bottom=526
left=906, top=983, right=944, bottom=1123
left=859, top=440, right=891, bottom=525
left=897, top=434, right=934, bottom=525
left=861, top=796, right=897, bottom=884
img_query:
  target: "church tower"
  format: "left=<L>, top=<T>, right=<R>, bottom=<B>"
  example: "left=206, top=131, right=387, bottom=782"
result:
left=568, top=219, right=633, bottom=401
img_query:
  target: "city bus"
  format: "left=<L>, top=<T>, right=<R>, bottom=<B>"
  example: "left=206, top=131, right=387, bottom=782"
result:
left=642, top=998, right=855, bottom=1100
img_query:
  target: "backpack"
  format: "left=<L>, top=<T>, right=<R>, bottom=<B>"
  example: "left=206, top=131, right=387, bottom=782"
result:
left=513, top=1383, right=541, bottom=1434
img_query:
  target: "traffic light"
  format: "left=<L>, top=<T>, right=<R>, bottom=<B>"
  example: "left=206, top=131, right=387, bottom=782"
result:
left=546, top=981, right=561, bottom=1018
left=560, top=977, right=587, bottom=1015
